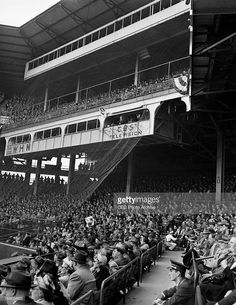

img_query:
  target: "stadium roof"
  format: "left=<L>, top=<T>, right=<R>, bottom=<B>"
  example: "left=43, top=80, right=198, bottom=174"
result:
left=1, top=0, right=236, bottom=95
left=0, top=0, right=154, bottom=92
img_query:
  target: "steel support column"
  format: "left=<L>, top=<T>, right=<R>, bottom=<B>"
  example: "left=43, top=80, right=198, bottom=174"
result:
left=66, top=154, right=76, bottom=195
left=215, top=130, right=225, bottom=204
left=33, top=158, right=42, bottom=196
left=126, top=151, right=134, bottom=195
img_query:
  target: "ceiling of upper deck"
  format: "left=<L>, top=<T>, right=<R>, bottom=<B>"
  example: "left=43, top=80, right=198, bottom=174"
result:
left=28, top=13, right=190, bottom=86
left=0, top=0, right=156, bottom=93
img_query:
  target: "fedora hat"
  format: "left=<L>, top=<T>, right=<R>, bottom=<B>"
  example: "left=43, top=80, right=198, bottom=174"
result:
left=114, top=243, right=126, bottom=254
left=0, top=270, right=33, bottom=289
left=72, top=250, right=88, bottom=264
left=36, top=259, right=58, bottom=277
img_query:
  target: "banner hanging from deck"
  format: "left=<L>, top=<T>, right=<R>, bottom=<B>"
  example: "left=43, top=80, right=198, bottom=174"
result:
left=173, top=74, right=189, bottom=95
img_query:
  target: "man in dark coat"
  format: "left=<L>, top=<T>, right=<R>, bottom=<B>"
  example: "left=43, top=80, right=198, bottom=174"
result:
left=200, top=236, right=236, bottom=303
left=0, top=269, right=38, bottom=305
left=207, top=288, right=236, bottom=305
left=67, top=250, right=96, bottom=303
left=152, top=260, right=195, bottom=305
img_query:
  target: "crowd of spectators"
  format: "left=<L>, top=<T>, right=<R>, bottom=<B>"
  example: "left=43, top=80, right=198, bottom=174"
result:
left=0, top=69, right=188, bottom=130
left=0, top=172, right=236, bottom=216
left=2, top=205, right=236, bottom=304
left=0, top=170, right=235, bottom=303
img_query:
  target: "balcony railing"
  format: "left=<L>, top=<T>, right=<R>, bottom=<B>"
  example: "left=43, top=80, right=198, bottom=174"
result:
left=26, top=0, right=185, bottom=73
left=3, top=56, right=189, bottom=130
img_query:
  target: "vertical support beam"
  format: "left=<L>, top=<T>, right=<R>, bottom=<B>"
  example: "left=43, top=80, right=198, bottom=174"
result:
left=25, top=159, right=32, bottom=185
left=75, top=77, right=80, bottom=104
left=33, top=158, right=42, bottom=195
left=134, top=55, right=140, bottom=86
left=126, top=151, right=134, bottom=195
left=44, top=86, right=49, bottom=112
left=215, top=130, right=224, bottom=205
left=55, top=157, right=62, bottom=184
left=66, top=154, right=76, bottom=195
left=188, top=0, right=193, bottom=98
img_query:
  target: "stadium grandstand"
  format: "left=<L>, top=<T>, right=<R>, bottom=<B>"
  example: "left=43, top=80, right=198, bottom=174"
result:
left=0, top=0, right=236, bottom=304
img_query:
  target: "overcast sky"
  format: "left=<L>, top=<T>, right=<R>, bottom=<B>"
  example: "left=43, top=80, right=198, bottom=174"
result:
left=0, top=0, right=59, bottom=26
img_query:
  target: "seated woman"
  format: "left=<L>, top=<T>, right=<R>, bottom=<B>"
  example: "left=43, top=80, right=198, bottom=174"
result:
left=90, top=252, right=110, bottom=290
left=31, top=275, right=55, bottom=305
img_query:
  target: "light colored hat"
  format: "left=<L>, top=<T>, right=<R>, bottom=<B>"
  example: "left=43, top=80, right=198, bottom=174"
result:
left=97, top=253, right=107, bottom=265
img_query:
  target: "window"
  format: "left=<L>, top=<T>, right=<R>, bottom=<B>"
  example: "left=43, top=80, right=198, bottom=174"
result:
left=92, top=31, right=99, bottom=42
left=49, top=52, right=54, bottom=61
left=16, top=136, right=23, bottom=144
left=23, top=134, right=30, bottom=142
left=35, top=60, right=39, bottom=68
left=87, top=119, right=99, bottom=130
left=141, top=7, right=150, bottom=19
left=72, top=41, right=78, bottom=51
left=99, top=28, right=106, bottom=38
left=140, top=109, right=150, bottom=120
left=9, top=137, right=16, bottom=145
left=60, top=47, right=66, bottom=56
left=132, top=12, right=140, bottom=23
left=161, top=0, right=171, bottom=9
left=85, top=35, right=92, bottom=45
left=153, top=2, right=161, bottom=13
left=124, top=16, right=132, bottom=27
left=77, top=122, right=86, bottom=132
left=35, top=131, right=43, bottom=140
left=44, top=129, right=51, bottom=139
left=38, top=57, right=43, bottom=66
left=66, top=45, right=72, bottom=54
left=78, top=39, right=83, bottom=48
left=115, top=20, right=122, bottom=31
left=52, top=127, right=61, bottom=137
left=43, top=55, right=49, bottom=64
left=29, top=62, right=33, bottom=70
left=107, top=24, right=115, bottom=34
left=66, top=124, right=76, bottom=134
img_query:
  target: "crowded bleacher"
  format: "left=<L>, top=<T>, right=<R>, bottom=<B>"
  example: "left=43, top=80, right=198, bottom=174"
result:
left=0, top=172, right=236, bottom=303
left=0, top=0, right=235, bottom=303
left=0, top=68, right=188, bottom=130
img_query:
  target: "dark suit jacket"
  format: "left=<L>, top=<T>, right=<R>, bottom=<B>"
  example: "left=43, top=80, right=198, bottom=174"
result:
left=219, top=289, right=236, bottom=305
left=161, top=278, right=195, bottom=305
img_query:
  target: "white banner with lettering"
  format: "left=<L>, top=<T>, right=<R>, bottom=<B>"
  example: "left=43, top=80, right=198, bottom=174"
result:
left=103, top=121, right=150, bottom=141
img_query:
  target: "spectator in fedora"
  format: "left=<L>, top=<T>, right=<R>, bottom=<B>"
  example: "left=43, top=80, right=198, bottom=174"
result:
left=111, top=243, right=130, bottom=267
left=67, top=250, right=96, bottom=303
left=0, top=269, right=37, bottom=305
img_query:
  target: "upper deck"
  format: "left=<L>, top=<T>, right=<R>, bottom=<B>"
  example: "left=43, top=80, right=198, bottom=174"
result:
left=24, top=0, right=190, bottom=80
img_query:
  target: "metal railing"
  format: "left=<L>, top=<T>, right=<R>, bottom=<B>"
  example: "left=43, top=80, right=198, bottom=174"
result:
left=71, top=289, right=95, bottom=305
left=140, top=240, right=163, bottom=282
left=99, top=256, right=140, bottom=305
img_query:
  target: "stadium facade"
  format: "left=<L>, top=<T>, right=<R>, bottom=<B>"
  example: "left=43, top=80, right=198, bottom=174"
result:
left=0, top=0, right=236, bottom=204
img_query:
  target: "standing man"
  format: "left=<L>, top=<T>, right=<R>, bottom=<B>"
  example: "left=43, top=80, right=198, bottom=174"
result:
left=152, top=260, right=195, bottom=305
